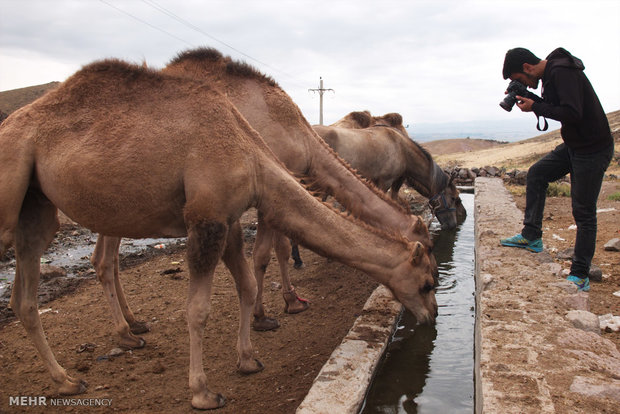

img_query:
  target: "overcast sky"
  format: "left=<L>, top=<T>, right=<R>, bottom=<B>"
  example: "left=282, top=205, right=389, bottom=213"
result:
left=1, top=0, right=619, bottom=128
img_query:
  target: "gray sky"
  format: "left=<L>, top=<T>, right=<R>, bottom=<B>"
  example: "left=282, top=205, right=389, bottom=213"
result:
left=1, top=0, right=619, bottom=127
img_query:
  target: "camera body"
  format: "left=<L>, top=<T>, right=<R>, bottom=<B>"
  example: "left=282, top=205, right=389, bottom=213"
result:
left=499, top=80, right=528, bottom=111
left=499, top=80, right=543, bottom=112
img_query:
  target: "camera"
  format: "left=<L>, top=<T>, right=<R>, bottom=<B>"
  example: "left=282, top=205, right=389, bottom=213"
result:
left=499, top=80, right=542, bottom=112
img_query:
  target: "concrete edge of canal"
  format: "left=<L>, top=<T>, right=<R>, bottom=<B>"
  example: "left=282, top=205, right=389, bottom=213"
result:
left=298, top=177, right=619, bottom=413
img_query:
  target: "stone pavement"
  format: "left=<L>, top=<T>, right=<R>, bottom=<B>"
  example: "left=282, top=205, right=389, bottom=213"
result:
left=474, top=177, right=620, bottom=413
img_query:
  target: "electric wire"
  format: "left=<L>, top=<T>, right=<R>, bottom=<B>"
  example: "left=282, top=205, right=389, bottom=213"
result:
left=98, top=0, right=307, bottom=89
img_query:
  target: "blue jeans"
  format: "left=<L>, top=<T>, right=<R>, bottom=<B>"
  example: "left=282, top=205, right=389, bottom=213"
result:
left=522, top=142, right=614, bottom=278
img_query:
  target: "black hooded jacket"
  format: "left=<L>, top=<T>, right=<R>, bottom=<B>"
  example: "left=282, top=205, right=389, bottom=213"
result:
left=531, top=48, right=612, bottom=153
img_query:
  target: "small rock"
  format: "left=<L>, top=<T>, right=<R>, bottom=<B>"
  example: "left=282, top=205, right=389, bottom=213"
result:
left=599, top=314, right=620, bottom=332
left=604, top=238, right=620, bottom=251
left=535, top=251, right=555, bottom=264
left=589, top=264, right=603, bottom=282
left=270, top=281, right=282, bottom=291
left=565, top=292, right=590, bottom=311
left=542, top=262, right=562, bottom=276
left=76, top=343, right=96, bottom=353
left=481, top=273, right=494, bottom=291
left=566, top=310, right=600, bottom=334
left=40, top=264, right=67, bottom=280
left=108, top=348, right=124, bottom=357
left=94, top=384, right=110, bottom=391
left=556, top=247, right=574, bottom=260
left=569, top=376, right=620, bottom=402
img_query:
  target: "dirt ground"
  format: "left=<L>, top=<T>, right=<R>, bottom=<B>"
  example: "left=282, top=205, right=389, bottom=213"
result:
left=0, top=208, right=380, bottom=414
left=512, top=179, right=620, bottom=353
left=0, top=180, right=618, bottom=414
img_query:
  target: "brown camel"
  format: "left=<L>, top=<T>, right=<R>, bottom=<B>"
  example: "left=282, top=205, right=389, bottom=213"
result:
left=0, top=58, right=437, bottom=409
left=92, top=47, right=438, bottom=334
left=313, top=111, right=466, bottom=229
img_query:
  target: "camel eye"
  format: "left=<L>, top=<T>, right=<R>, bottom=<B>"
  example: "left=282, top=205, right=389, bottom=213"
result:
left=421, top=282, right=434, bottom=293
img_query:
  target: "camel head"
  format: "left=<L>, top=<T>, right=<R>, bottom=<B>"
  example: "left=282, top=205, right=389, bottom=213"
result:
left=371, top=112, right=409, bottom=137
left=404, top=215, right=439, bottom=282
left=331, top=111, right=372, bottom=128
left=389, top=241, right=438, bottom=325
left=428, top=170, right=466, bottom=230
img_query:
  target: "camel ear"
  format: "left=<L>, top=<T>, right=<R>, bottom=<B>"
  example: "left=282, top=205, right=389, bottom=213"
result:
left=350, top=111, right=372, bottom=128
left=383, top=113, right=403, bottom=127
left=409, top=241, right=425, bottom=265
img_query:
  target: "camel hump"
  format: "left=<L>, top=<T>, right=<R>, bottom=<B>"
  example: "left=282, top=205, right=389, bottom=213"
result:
left=169, top=47, right=224, bottom=66
left=374, top=113, right=403, bottom=127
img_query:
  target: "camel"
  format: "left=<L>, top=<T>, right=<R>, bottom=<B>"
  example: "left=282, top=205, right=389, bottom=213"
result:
left=0, top=58, right=437, bottom=409
left=91, top=47, right=438, bottom=335
left=313, top=111, right=466, bottom=229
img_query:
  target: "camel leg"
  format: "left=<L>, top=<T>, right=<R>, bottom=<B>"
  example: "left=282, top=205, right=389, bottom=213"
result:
left=291, top=241, right=304, bottom=269
left=110, top=238, right=150, bottom=334
left=274, top=233, right=309, bottom=314
left=390, top=178, right=404, bottom=200
left=10, top=190, right=87, bottom=395
left=91, top=236, right=145, bottom=349
left=251, top=213, right=280, bottom=331
left=185, top=220, right=228, bottom=410
left=221, top=221, right=263, bottom=374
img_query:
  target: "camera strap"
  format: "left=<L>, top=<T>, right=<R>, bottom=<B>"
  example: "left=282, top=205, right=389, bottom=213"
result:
left=536, top=115, right=548, bottom=131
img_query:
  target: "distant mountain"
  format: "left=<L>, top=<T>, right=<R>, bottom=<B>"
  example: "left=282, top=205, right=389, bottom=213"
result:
left=0, top=82, right=60, bottom=116
left=407, top=117, right=561, bottom=143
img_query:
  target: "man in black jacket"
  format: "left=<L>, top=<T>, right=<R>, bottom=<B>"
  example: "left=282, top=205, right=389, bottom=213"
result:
left=499, top=47, right=614, bottom=291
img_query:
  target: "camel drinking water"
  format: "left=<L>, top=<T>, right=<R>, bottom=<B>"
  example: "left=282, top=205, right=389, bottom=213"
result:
left=314, top=111, right=466, bottom=229
left=92, top=47, right=438, bottom=335
left=0, top=58, right=437, bottom=409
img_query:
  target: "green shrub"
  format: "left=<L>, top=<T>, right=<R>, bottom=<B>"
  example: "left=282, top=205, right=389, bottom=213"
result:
left=608, top=191, right=620, bottom=201
left=547, top=182, right=571, bottom=197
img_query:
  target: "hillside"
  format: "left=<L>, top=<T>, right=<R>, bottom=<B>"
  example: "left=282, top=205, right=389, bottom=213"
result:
left=1, top=82, right=618, bottom=175
left=428, top=110, right=620, bottom=173
left=0, top=82, right=60, bottom=118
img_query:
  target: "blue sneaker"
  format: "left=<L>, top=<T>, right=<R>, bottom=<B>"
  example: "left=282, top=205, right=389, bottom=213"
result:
left=500, top=233, right=543, bottom=253
left=567, top=275, right=590, bottom=292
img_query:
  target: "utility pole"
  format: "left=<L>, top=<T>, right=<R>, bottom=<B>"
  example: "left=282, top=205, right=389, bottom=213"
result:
left=308, top=77, right=334, bottom=125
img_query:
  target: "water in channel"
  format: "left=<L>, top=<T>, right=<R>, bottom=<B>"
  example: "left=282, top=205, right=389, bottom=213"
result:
left=360, top=192, right=475, bottom=414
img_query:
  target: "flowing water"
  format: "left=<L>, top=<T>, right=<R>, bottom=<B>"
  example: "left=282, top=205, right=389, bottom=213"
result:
left=360, top=192, right=475, bottom=414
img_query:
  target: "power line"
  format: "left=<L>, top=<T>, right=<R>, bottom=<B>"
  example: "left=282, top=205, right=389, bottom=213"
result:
left=138, top=0, right=308, bottom=89
left=98, top=0, right=193, bottom=47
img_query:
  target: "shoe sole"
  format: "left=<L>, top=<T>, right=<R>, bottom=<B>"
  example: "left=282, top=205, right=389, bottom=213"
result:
left=500, top=242, right=542, bottom=253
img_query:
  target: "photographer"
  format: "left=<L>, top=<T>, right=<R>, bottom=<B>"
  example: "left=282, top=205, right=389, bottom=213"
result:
left=499, top=47, right=614, bottom=292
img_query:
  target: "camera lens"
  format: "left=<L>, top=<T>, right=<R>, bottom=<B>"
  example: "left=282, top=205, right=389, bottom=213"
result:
left=499, top=93, right=516, bottom=111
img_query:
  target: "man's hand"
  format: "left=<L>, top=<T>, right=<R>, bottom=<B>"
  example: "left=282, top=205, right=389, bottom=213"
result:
left=516, top=95, right=534, bottom=112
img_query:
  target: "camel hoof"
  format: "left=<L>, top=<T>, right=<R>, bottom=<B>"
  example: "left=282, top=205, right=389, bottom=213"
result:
left=252, top=316, right=280, bottom=331
left=120, top=335, right=146, bottom=350
left=129, top=320, right=150, bottom=335
left=191, top=391, right=226, bottom=410
left=283, top=291, right=310, bottom=314
left=238, top=358, right=264, bottom=375
left=59, top=378, right=88, bottom=395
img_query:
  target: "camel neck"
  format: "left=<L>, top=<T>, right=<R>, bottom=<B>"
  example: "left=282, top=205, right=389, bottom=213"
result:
left=256, top=157, right=410, bottom=284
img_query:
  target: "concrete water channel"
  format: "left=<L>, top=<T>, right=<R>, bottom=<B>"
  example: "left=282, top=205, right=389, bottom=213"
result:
left=298, top=191, right=475, bottom=414
left=360, top=192, right=475, bottom=413
left=299, top=177, right=620, bottom=414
